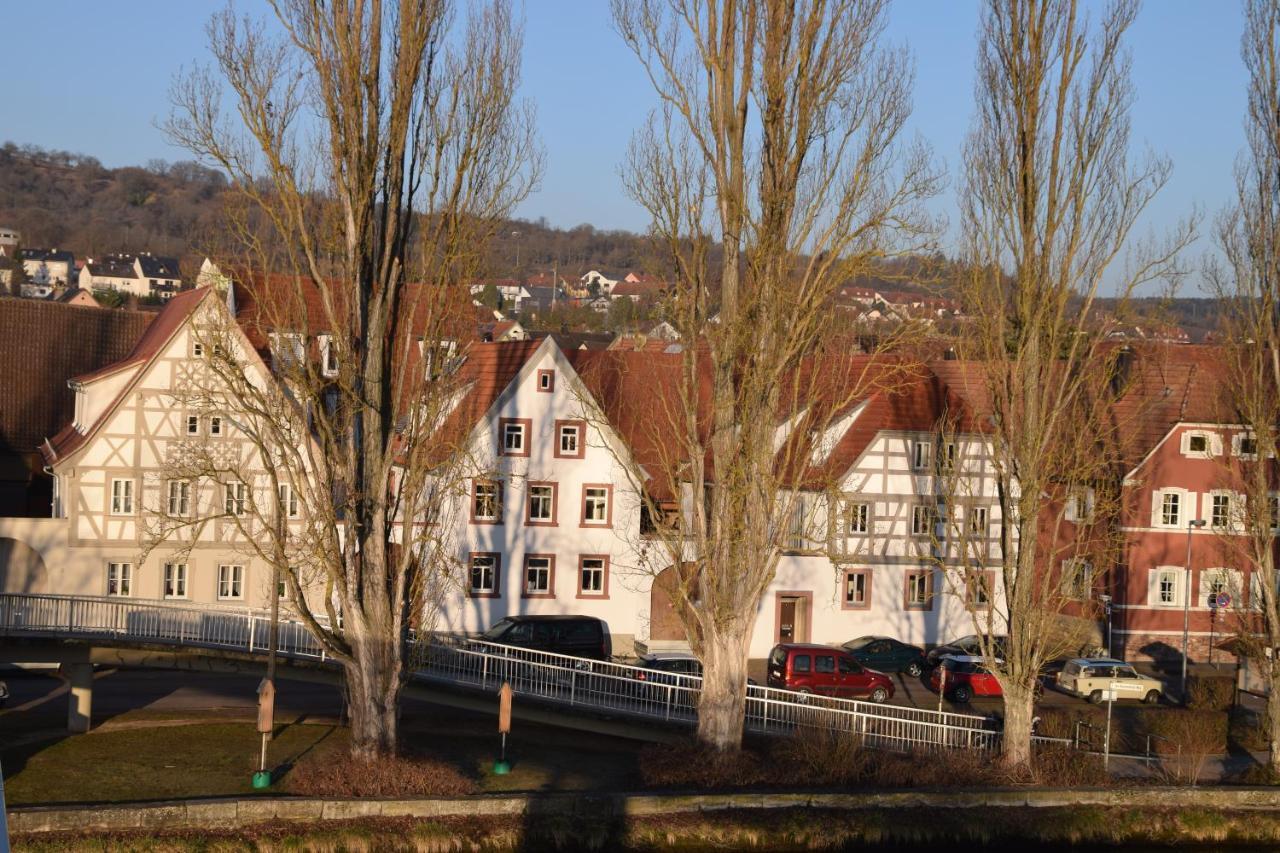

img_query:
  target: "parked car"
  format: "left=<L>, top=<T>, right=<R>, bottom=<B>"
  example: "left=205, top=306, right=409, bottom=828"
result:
left=479, top=615, right=612, bottom=661
left=1055, top=658, right=1163, bottom=705
left=766, top=643, right=894, bottom=703
left=633, top=652, right=757, bottom=686
left=925, top=634, right=1007, bottom=668
left=841, top=636, right=928, bottom=677
left=928, top=655, right=1006, bottom=703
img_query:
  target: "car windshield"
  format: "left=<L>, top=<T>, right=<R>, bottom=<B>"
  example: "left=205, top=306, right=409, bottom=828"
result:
left=951, top=635, right=978, bottom=648
left=843, top=637, right=873, bottom=651
left=481, top=619, right=514, bottom=641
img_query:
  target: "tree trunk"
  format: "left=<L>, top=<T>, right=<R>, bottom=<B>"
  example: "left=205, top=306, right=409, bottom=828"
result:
left=1000, top=680, right=1036, bottom=770
left=343, top=630, right=403, bottom=759
left=696, top=626, right=752, bottom=751
left=1268, top=659, right=1280, bottom=774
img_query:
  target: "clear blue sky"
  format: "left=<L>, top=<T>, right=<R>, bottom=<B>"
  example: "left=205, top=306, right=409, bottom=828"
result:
left=6, top=1, right=1248, bottom=289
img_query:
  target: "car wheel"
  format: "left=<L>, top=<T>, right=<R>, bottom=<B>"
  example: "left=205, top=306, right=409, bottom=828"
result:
left=1143, top=690, right=1161, bottom=705
left=950, top=685, right=972, bottom=704
left=1089, top=689, right=1104, bottom=705
left=870, top=686, right=889, bottom=704
left=905, top=662, right=923, bottom=678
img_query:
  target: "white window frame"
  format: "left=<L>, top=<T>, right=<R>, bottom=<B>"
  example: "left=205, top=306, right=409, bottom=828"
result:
left=110, top=478, right=134, bottom=515
left=469, top=554, right=498, bottom=594
left=1153, top=488, right=1191, bottom=529
left=167, top=480, right=190, bottom=517
left=1064, top=487, right=1095, bottom=523
left=1180, top=430, right=1220, bottom=458
left=278, top=483, right=300, bottom=519
left=906, top=571, right=931, bottom=607
left=1207, top=490, right=1237, bottom=531
left=473, top=481, right=500, bottom=522
left=224, top=481, right=247, bottom=516
left=1062, top=558, right=1093, bottom=599
left=164, top=562, right=188, bottom=599
left=583, top=487, right=609, bottom=524
left=1233, top=432, right=1260, bottom=459
left=208, top=415, right=223, bottom=437
left=528, top=484, right=555, bottom=522
left=106, top=562, right=132, bottom=597
left=1199, top=567, right=1241, bottom=609
left=911, top=504, right=936, bottom=538
left=558, top=423, right=580, bottom=455
left=911, top=439, right=931, bottom=470
left=967, top=506, right=988, bottom=537
left=847, top=501, right=870, bottom=535
left=217, top=564, right=245, bottom=600
left=579, top=557, right=606, bottom=596
left=503, top=422, right=526, bottom=454
left=845, top=571, right=869, bottom=606
left=524, top=556, right=552, bottom=596
left=1152, top=566, right=1183, bottom=607
left=192, top=341, right=205, bottom=358
left=319, top=334, right=339, bottom=377
left=185, top=414, right=201, bottom=436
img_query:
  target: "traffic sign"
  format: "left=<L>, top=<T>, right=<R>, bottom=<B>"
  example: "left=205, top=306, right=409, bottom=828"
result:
left=1212, top=592, right=1231, bottom=609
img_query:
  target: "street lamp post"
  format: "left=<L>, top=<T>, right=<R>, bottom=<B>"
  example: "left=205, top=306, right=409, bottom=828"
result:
left=1181, top=518, right=1207, bottom=702
left=1099, top=593, right=1113, bottom=657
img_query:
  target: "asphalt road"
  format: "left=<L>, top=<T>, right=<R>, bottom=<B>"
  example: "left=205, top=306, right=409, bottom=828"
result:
left=0, top=661, right=1125, bottom=733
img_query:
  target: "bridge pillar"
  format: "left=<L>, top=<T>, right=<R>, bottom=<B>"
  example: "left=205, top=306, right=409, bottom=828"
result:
left=63, top=662, right=93, bottom=733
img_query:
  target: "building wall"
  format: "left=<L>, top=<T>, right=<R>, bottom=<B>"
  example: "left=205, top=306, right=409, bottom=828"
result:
left=433, top=344, right=653, bottom=652
left=1116, top=423, right=1269, bottom=662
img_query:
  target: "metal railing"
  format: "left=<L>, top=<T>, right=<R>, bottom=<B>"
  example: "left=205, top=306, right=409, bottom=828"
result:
left=1, top=593, right=1002, bottom=752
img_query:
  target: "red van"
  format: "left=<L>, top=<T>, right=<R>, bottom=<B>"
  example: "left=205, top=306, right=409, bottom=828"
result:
left=766, top=643, right=894, bottom=703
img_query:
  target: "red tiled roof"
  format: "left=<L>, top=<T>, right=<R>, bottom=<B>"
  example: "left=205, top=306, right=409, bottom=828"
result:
left=1108, top=344, right=1228, bottom=473
left=0, top=297, right=154, bottom=453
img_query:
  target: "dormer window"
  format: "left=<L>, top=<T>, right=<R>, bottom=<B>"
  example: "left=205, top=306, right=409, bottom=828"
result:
left=1181, top=430, right=1218, bottom=458
left=269, top=332, right=304, bottom=370
left=1234, top=433, right=1260, bottom=459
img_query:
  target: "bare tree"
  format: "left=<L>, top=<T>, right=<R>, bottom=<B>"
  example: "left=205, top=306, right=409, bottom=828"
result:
left=612, top=0, right=938, bottom=750
left=1208, top=0, right=1280, bottom=775
left=159, top=0, right=541, bottom=758
left=955, top=0, right=1193, bottom=768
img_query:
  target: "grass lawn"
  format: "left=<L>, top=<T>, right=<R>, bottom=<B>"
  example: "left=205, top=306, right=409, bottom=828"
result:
left=2, top=715, right=644, bottom=805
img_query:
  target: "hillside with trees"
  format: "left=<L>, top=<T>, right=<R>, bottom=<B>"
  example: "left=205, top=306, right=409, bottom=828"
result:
left=0, top=141, right=1222, bottom=340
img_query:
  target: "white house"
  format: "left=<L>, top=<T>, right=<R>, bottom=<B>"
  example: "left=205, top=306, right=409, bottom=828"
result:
left=20, top=248, right=75, bottom=286
left=80, top=253, right=182, bottom=298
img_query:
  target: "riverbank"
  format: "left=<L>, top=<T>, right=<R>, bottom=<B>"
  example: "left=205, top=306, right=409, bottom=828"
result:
left=14, top=791, right=1280, bottom=851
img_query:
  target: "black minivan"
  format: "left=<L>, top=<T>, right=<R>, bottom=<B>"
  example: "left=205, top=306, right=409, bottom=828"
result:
left=480, top=615, right=612, bottom=661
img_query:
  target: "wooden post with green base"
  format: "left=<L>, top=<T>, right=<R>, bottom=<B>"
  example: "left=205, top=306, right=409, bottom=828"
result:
left=493, top=682, right=513, bottom=775
left=253, top=677, right=275, bottom=789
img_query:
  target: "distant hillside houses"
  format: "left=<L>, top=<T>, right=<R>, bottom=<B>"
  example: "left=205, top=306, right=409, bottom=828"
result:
left=80, top=252, right=182, bottom=299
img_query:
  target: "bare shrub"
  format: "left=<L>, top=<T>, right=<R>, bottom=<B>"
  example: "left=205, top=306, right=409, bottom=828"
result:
left=769, top=727, right=871, bottom=786
left=1187, top=677, right=1236, bottom=712
left=1148, top=710, right=1229, bottom=785
left=1031, top=745, right=1107, bottom=787
left=284, top=752, right=476, bottom=798
left=638, top=740, right=770, bottom=789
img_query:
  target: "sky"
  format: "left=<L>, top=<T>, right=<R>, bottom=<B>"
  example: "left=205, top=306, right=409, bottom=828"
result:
left=4, top=1, right=1251, bottom=291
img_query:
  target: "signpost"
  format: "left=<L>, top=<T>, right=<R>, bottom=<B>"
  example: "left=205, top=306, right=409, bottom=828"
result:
left=253, top=678, right=275, bottom=789
left=1102, top=680, right=1119, bottom=773
left=493, top=682, right=513, bottom=774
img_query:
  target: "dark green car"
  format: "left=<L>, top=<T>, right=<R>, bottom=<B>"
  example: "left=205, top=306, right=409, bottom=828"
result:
left=841, top=636, right=927, bottom=677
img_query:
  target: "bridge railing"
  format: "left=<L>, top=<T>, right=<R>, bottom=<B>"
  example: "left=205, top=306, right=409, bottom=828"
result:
left=0, top=593, right=328, bottom=661
left=1, top=593, right=1002, bottom=752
